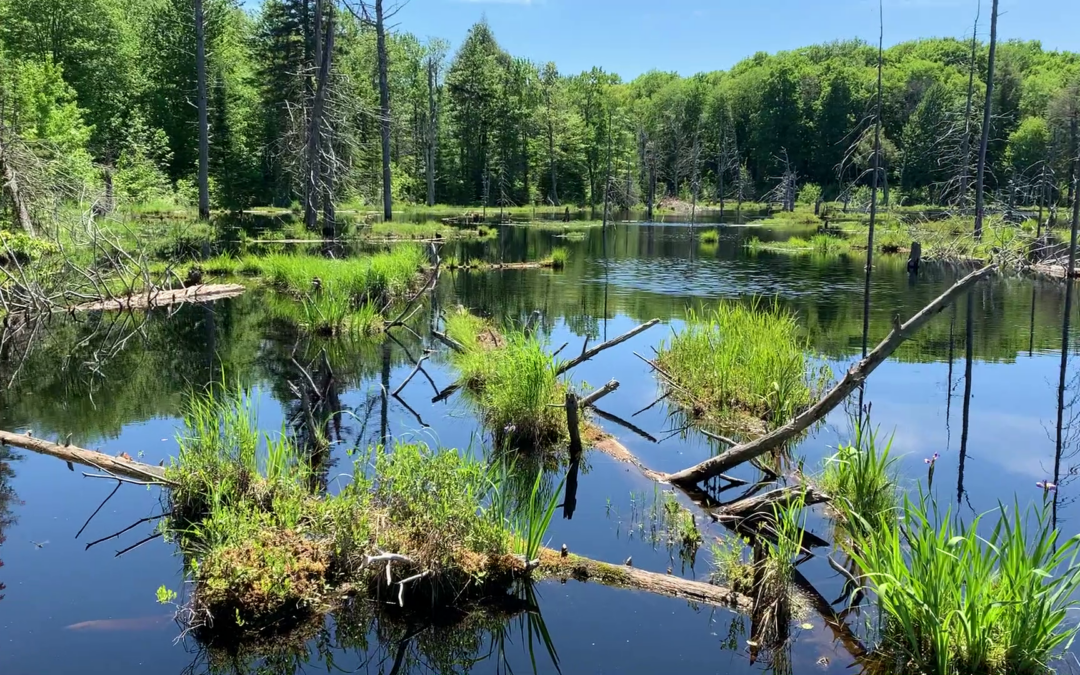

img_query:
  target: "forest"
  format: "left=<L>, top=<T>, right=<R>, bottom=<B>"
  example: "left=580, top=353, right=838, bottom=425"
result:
left=1, top=0, right=1078, bottom=220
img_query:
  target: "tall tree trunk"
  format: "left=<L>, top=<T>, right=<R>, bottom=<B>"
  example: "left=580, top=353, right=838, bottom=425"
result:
left=862, top=0, right=885, bottom=360
left=304, top=0, right=331, bottom=231
left=959, top=4, right=980, bottom=210
left=0, top=141, right=34, bottom=235
left=602, top=113, right=612, bottom=228
left=195, top=0, right=210, bottom=220
left=974, top=0, right=999, bottom=239
left=548, top=119, right=558, bottom=206
left=522, top=129, right=529, bottom=205
left=426, top=57, right=436, bottom=207
left=647, top=159, right=655, bottom=221
left=376, top=0, right=392, bottom=221
left=1052, top=164, right=1080, bottom=528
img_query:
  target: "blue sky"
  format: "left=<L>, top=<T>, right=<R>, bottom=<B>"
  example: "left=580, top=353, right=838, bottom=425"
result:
left=381, top=0, right=1079, bottom=79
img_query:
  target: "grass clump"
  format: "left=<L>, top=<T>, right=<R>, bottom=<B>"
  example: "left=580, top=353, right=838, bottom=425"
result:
left=699, top=229, right=720, bottom=244
left=443, top=308, right=570, bottom=450
left=656, top=301, right=829, bottom=434
left=846, top=492, right=1080, bottom=675
left=746, top=233, right=850, bottom=255
left=164, top=388, right=558, bottom=638
left=819, top=419, right=898, bottom=541
left=540, top=247, right=570, bottom=269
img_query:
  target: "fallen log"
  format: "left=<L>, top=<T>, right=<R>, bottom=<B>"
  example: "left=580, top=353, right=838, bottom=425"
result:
left=538, top=548, right=752, bottom=611
left=556, top=319, right=660, bottom=375
left=0, top=430, right=170, bottom=484
left=665, top=265, right=994, bottom=487
left=580, top=379, right=619, bottom=407
left=713, top=485, right=830, bottom=523
left=71, top=284, right=245, bottom=312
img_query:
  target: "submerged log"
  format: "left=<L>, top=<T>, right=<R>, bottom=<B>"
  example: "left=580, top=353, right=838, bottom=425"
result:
left=714, top=485, right=830, bottom=523
left=538, top=548, right=752, bottom=611
left=665, top=265, right=994, bottom=487
left=0, top=430, right=170, bottom=484
left=72, top=284, right=246, bottom=312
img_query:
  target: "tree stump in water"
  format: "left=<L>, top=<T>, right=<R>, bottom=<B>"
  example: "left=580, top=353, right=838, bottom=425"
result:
left=907, top=241, right=922, bottom=274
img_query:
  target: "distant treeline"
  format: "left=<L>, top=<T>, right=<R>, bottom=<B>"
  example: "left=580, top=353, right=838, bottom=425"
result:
left=1, top=0, right=1078, bottom=211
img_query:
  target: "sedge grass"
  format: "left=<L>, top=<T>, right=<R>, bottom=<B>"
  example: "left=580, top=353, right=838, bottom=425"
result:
left=656, top=301, right=829, bottom=433
left=746, top=233, right=851, bottom=255
left=165, top=387, right=560, bottom=634
left=845, top=490, right=1080, bottom=675
left=699, top=229, right=720, bottom=244
left=443, top=308, right=570, bottom=450
left=545, top=247, right=570, bottom=269
left=819, top=418, right=899, bottom=542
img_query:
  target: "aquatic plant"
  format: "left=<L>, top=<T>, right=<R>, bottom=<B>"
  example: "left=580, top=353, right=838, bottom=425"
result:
left=443, top=309, right=570, bottom=450
left=256, top=246, right=426, bottom=305
left=845, top=491, right=1080, bottom=675
left=656, top=301, right=829, bottom=433
left=709, top=534, right=753, bottom=592
left=542, top=247, right=570, bottom=269
left=818, top=419, right=899, bottom=540
left=164, top=388, right=560, bottom=635
left=699, top=229, right=720, bottom=244
left=745, top=234, right=850, bottom=255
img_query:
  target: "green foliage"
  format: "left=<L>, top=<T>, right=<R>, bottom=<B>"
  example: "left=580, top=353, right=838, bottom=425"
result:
left=796, top=183, right=822, bottom=205
left=444, top=309, right=569, bottom=450
left=699, top=229, right=720, bottom=244
left=746, top=234, right=852, bottom=255
left=656, top=301, right=830, bottom=432
left=545, top=247, right=569, bottom=269
left=846, top=492, right=1080, bottom=675
left=819, top=419, right=899, bottom=541
left=709, top=535, right=753, bottom=593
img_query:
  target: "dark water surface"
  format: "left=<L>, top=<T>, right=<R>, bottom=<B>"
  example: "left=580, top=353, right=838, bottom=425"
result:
left=0, top=223, right=1076, bottom=674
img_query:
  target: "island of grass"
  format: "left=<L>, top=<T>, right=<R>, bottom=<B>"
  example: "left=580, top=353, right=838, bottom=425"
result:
left=442, top=308, right=572, bottom=450
left=653, top=301, right=830, bottom=436
left=163, top=390, right=561, bottom=639
left=444, top=247, right=569, bottom=272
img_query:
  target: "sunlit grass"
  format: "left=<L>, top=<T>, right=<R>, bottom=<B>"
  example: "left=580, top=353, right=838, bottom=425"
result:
left=845, top=490, right=1080, bottom=675
left=656, top=301, right=829, bottom=433
left=164, top=387, right=559, bottom=633
left=819, top=419, right=899, bottom=542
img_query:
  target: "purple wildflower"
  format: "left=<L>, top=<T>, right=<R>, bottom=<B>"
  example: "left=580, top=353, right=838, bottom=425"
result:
left=1037, top=481, right=1058, bottom=493
left=924, top=453, right=939, bottom=465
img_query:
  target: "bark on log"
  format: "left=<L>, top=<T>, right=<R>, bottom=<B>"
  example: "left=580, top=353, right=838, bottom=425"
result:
left=0, top=430, right=170, bottom=484
left=714, top=485, right=830, bottom=522
left=580, top=379, right=619, bottom=408
left=0, top=139, right=35, bottom=235
left=71, top=284, right=245, bottom=312
left=665, top=265, right=994, bottom=487
left=538, top=548, right=752, bottom=611
left=432, top=330, right=465, bottom=354
left=566, top=392, right=583, bottom=461
left=556, top=319, right=660, bottom=375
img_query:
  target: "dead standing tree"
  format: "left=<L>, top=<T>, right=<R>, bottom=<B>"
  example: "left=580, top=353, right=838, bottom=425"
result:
left=974, top=0, right=1000, bottom=239
left=195, top=0, right=210, bottom=221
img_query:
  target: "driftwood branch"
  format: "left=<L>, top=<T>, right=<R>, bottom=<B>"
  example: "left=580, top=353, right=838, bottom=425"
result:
left=0, top=430, right=170, bottom=484
left=579, top=379, right=619, bottom=408
left=391, top=352, right=432, bottom=397
left=665, top=265, right=994, bottom=486
left=556, top=319, right=660, bottom=375
left=71, top=284, right=245, bottom=312
left=432, top=330, right=465, bottom=354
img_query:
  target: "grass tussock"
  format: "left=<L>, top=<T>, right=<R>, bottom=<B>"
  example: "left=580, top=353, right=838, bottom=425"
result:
left=846, top=490, right=1080, bottom=675
left=746, top=233, right=851, bottom=255
left=542, top=247, right=570, bottom=269
left=164, top=388, right=559, bottom=636
left=699, top=229, right=720, bottom=244
left=656, top=301, right=830, bottom=434
left=819, top=419, right=899, bottom=541
left=443, top=308, right=570, bottom=450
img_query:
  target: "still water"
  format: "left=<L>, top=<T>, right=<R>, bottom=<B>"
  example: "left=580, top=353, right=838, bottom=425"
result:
left=0, top=222, right=1075, bottom=674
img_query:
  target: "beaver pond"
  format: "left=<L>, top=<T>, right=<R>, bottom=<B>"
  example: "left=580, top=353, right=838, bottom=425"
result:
left=0, top=218, right=1077, bottom=674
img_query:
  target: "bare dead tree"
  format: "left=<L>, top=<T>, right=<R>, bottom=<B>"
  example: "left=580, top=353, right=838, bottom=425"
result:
left=1053, top=166, right=1080, bottom=527
left=863, top=0, right=885, bottom=359
left=375, top=0, right=393, bottom=221
left=424, top=40, right=447, bottom=207
left=958, top=2, right=980, bottom=211
left=974, top=0, right=999, bottom=239
left=195, top=0, right=210, bottom=220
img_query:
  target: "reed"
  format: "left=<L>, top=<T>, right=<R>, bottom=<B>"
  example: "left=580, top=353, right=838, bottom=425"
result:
left=656, top=300, right=829, bottom=433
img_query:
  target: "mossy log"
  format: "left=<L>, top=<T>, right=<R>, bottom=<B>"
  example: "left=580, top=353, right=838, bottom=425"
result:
left=537, top=548, right=752, bottom=611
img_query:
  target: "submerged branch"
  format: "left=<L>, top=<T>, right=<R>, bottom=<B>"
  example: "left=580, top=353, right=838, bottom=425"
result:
left=556, top=319, right=660, bottom=375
